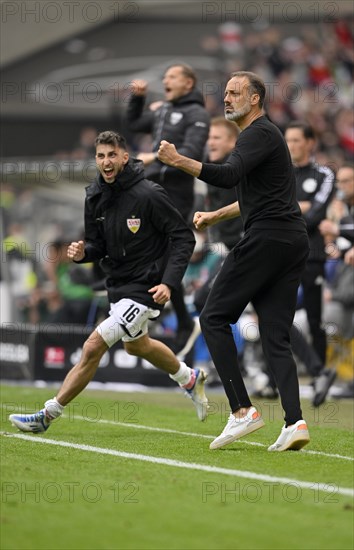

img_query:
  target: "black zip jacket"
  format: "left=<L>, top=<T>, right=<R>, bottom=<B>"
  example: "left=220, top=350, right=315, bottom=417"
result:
left=294, top=162, right=335, bottom=262
left=127, top=88, right=210, bottom=215
left=77, top=158, right=195, bottom=309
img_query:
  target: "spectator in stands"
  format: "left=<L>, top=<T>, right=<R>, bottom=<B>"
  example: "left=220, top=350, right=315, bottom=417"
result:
left=319, top=164, right=354, bottom=248
left=2, top=222, right=37, bottom=321
left=42, top=239, right=94, bottom=324
left=319, top=164, right=354, bottom=399
left=71, top=127, right=97, bottom=160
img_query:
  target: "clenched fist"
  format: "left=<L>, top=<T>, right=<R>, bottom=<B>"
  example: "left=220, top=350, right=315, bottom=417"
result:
left=67, top=240, right=85, bottom=262
left=157, top=140, right=179, bottom=167
left=130, top=79, right=148, bottom=96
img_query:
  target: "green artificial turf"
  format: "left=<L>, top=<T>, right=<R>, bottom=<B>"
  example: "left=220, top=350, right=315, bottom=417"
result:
left=1, top=384, right=353, bottom=550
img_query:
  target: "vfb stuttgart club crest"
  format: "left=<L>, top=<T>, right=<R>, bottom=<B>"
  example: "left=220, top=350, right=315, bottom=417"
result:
left=127, top=218, right=141, bottom=233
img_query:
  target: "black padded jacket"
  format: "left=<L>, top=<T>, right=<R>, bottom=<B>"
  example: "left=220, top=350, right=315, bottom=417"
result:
left=126, top=88, right=210, bottom=217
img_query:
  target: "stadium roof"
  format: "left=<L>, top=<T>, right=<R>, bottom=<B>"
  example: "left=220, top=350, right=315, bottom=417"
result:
left=2, top=0, right=353, bottom=67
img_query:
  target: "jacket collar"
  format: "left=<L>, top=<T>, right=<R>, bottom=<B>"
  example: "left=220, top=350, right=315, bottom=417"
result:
left=170, top=87, right=205, bottom=107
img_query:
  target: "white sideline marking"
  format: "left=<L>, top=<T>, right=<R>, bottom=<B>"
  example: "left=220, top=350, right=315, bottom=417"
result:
left=3, top=432, right=353, bottom=497
left=2, top=404, right=353, bottom=461
left=301, top=449, right=354, bottom=461
left=71, top=415, right=354, bottom=461
left=70, top=415, right=263, bottom=446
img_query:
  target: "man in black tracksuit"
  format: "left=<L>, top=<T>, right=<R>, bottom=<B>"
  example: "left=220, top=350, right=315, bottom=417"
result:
left=126, top=64, right=210, bottom=354
left=158, top=71, right=311, bottom=452
left=9, top=131, right=209, bottom=434
left=285, top=122, right=335, bottom=362
left=285, top=122, right=336, bottom=406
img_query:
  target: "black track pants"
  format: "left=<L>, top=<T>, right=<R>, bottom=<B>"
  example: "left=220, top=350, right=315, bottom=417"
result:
left=301, top=261, right=327, bottom=365
left=200, top=228, right=309, bottom=425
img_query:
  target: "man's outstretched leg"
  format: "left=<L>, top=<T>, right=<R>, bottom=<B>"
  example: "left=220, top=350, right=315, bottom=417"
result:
left=9, top=327, right=208, bottom=433
left=9, top=330, right=109, bottom=433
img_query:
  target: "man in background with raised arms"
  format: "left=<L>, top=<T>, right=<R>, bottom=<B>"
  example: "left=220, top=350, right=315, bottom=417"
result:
left=127, top=64, right=210, bottom=357
left=158, top=71, right=311, bottom=452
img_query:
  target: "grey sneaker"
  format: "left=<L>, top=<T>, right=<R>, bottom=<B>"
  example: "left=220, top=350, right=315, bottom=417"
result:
left=268, top=420, right=310, bottom=452
left=9, top=410, right=51, bottom=433
left=312, top=368, right=337, bottom=407
left=210, top=407, right=265, bottom=450
left=184, top=368, right=208, bottom=421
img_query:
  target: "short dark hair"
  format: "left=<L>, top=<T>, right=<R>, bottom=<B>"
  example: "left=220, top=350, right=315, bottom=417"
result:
left=230, top=71, right=266, bottom=108
left=94, top=131, right=127, bottom=150
left=165, top=63, right=197, bottom=86
left=285, top=121, right=316, bottom=140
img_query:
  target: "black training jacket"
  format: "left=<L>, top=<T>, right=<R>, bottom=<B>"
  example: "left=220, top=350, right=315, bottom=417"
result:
left=126, top=88, right=210, bottom=215
left=77, top=159, right=195, bottom=309
left=199, top=116, right=306, bottom=233
left=294, top=162, right=335, bottom=262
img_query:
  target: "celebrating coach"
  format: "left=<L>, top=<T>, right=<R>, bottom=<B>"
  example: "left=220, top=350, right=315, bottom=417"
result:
left=158, top=71, right=311, bottom=453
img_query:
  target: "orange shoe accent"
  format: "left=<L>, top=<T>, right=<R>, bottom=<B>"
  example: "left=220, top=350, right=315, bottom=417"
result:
left=252, top=411, right=260, bottom=420
left=296, top=424, right=308, bottom=430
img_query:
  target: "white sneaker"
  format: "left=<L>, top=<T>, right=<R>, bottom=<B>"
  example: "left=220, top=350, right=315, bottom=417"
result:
left=268, top=420, right=310, bottom=452
left=210, top=406, right=264, bottom=450
left=184, top=368, right=208, bottom=421
left=9, top=410, right=51, bottom=433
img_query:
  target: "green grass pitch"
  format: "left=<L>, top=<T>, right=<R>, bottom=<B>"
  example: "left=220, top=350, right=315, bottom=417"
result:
left=1, top=384, right=353, bottom=550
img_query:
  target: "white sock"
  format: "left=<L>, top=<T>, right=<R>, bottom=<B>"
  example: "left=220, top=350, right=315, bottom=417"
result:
left=44, top=397, right=65, bottom=420
left=169, top=362, right=193, bottom=386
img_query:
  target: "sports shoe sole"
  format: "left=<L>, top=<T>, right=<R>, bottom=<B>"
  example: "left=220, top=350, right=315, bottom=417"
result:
left=312, top=369, right=337, bottom=407
left=210, top=417, right=265, bottom=450
left=176, top=318, right=201, bottom=359
left=191, top=369, right=208, bottom=421
left=268, top=429, right=310, bottom=452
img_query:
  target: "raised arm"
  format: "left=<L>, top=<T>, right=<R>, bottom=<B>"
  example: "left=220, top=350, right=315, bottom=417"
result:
left=157, top=140, right=202, bottom=177
left=126, top=80, right=155, bottom=134
left=158, top=122, right=272, bottom=189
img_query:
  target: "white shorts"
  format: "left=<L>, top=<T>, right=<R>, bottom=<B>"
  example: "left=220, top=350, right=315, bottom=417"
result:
left=96, top=298, right=160, bottom=347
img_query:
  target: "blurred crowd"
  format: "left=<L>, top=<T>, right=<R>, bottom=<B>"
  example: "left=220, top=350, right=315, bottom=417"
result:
left=1, top=17, right=353, bottom=395
left=198, top=19, right=354, bottom=171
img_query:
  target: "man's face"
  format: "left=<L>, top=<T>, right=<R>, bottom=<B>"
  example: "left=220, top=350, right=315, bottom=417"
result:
left=163, top=66, right=193, bottom=102
left=285, top=128, right=314, bottom=165
left=207, top=124, right=237, bottom=162
left=96, top=143, right=129, bottom=184
left=224, top=76, right=253, bottom=122
left=336, top=167, right=354, bottom=203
